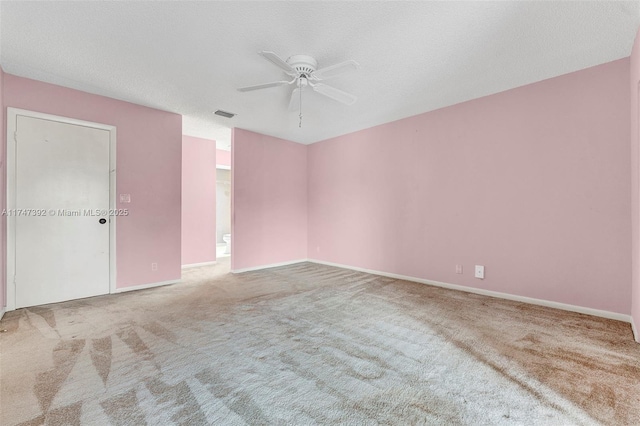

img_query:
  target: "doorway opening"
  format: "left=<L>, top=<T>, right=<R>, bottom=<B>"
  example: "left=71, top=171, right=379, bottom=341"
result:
left=216, top=165, right=231, bottom=258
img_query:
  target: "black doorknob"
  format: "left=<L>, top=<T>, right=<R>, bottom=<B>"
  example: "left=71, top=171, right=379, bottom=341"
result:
left=99, top=218, right=107, bottom=224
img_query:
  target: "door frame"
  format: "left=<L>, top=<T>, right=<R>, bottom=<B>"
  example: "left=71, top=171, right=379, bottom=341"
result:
left=5, top=107, right=117, bottom=311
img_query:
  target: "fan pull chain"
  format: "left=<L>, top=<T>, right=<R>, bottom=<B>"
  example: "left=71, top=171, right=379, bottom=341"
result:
left=299, top=82, right=303, bottom=128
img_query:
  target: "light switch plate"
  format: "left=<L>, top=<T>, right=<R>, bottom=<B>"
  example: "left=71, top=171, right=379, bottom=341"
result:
left=119, top=194, right=131, bottom=203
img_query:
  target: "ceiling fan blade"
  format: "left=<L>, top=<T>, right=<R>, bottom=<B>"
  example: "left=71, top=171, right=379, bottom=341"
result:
left=259, top=51, right=298, bottom=76
left=312, top=83, right=357, bottom=105
left=237, top=80, right=291, bottom=92
left=312, top=60, right=359, bottom=80
left=289, top=88, right=301, bottom=111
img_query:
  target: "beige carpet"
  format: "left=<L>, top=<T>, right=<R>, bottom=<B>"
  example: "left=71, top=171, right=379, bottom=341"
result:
left=1, top=259, right=639, bottom=425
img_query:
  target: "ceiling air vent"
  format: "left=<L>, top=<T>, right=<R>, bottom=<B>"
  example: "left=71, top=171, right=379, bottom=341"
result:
left=214, top=110, right=236, bottom=118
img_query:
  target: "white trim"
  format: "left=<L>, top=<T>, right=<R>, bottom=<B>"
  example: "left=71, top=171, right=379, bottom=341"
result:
left=308, top=259, right=632, bottom=323
left=113, top=279, right=180, bottom=293
left=5, top=108, right=117, bottom=312
left=632, top=316, right=639, bottom=343
left=216, top=165, right=231, bottom=170
left=181, top=261, right=217, bottom=269
left=0, top=307, right=5, bottom=321
left=109, top=124, right=117, bottom=295
left=231, top=259, right=308, bottom=274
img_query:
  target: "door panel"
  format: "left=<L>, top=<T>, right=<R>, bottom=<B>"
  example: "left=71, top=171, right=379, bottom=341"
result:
left=15, top=115, right=110, bottom=308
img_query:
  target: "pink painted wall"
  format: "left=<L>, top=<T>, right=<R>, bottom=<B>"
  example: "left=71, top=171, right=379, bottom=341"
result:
left=3, top=74, right=182, bottom=289
left=631, top=27, right=640, bottom=340
left=182, top=135, right=217, bottom=265
left=231, top=128, right=307, bottom=271
left=217, top=149, right=231, bottom=167
left=0, top=67, right=5, bottom=310
left=308, top=58, right=631, bottom=315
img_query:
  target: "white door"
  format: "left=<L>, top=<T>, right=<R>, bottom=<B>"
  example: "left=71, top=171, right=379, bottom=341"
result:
left=14, top=115, right=111, bottom=308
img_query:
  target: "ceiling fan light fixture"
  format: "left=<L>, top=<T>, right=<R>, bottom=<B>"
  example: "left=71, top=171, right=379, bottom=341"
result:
left=237, top=51, right=358, bottom=129
left=214, top=110, right=236, bottom=118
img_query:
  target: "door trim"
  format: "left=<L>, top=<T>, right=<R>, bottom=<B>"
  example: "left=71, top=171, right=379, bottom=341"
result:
left=6, top=108, right=117, bottom=311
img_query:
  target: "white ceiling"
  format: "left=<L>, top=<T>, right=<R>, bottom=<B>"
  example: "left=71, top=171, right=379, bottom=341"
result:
left=1, top=1, right=639, bottom=150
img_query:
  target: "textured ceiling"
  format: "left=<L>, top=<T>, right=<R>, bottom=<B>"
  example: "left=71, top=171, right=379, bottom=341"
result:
left=1, top=1, right=639, bottom=150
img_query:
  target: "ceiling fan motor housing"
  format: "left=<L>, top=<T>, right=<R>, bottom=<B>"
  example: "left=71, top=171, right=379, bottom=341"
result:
left=287, top=55, right=318, bottom=76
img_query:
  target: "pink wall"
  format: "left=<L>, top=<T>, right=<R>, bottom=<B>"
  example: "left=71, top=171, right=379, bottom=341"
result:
left=3, top=74, right=182, bottom=290
left=231, top=128, right=307, bottom=271
left=631, top=27, right=640, bottom=340
left=0, top=67, right=4, bottom=309
left=308, top=58, right=631, bottom=315
left=217, top=149, right=231, bottom=167
left=182, top=135, right=217, bottom=265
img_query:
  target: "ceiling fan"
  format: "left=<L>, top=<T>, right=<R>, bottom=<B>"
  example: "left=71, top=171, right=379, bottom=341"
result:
left=237, top=51, right=359, bottom=121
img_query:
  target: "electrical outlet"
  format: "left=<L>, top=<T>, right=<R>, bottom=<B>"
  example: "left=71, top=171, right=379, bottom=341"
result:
left=475, top=265, right=485, bottom=279
left=455, top=265, right=463, bottom=274
left=151, top=263, right=158, bottom=271
left=316, top=246, right=320, bottom=253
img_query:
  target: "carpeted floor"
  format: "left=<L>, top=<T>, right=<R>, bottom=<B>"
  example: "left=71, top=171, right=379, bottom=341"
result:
left=1, top=259, right=639, bottom=425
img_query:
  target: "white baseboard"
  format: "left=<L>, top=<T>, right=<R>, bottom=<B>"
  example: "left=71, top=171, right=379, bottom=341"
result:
left=0, top=307, right=5, bottom=321
left=113, top=279, right=181, bottom=293
left=182, top=261, right=217, bottom=269
left=632, top=316, right=639, bottom=343
left=308, top=259, right=631, bottom=324
left=232, top=259, right=308, bottom=274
